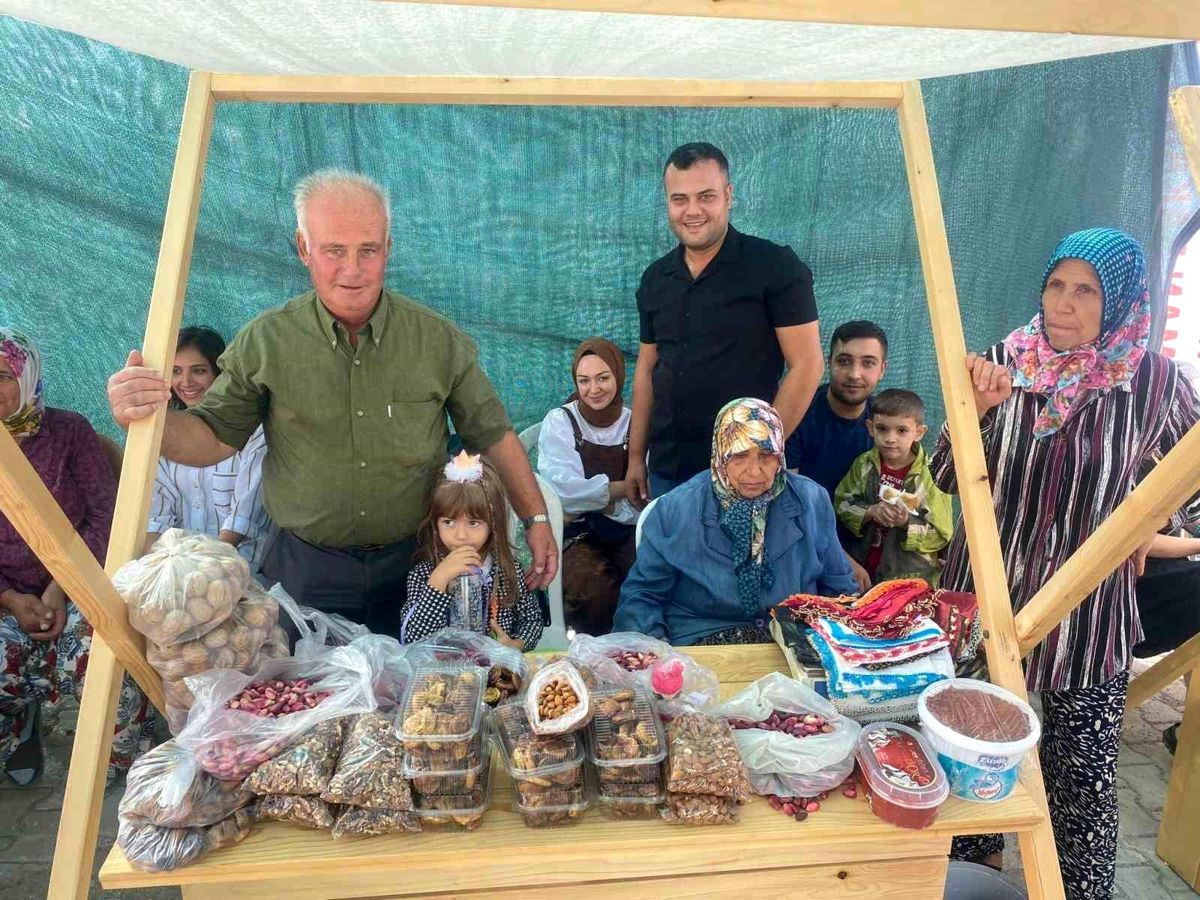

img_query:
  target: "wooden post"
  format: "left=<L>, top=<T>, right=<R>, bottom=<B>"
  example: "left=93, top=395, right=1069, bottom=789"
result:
left=1014, top=424, right=1200, bottom=656
left=1160, top=671, right=1200, bottom=888
left=896, top=80, right=1063, bottom=900
left=46, top=69, right=216, bottom=900
left=1154, top=82, right=1200, bottom=887
left=1171, top=87, right=1200, bottom=192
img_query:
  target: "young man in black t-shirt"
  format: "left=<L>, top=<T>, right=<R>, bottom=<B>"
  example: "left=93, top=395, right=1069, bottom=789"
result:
left=625, top=142, right=824, bottom=503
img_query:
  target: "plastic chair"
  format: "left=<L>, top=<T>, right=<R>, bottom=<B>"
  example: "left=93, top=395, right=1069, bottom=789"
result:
left=518, top=421, right=541, bottom=455
left=634, top=496, right=660, bottom=549
left=507, top=472, right=568, bottom=650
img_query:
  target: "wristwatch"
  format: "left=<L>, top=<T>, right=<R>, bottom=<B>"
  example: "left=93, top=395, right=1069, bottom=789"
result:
left=521, top=513, right=550, bottom=529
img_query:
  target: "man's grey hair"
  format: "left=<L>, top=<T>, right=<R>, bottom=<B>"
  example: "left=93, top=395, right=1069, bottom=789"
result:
left=293, top=169, right=391, bottom=241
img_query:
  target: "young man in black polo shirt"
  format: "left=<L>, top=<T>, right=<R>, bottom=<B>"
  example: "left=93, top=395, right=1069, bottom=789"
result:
left=625, top=142, right=824, bottom=503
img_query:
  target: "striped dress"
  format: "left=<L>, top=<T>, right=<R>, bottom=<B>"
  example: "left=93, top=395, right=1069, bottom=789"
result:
left=931, top=343, right=1200, bottom=692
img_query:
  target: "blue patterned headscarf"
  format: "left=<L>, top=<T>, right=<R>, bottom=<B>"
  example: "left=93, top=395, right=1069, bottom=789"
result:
left=710, top=398, right=787, bottom=617
left=1004, top=228, right=1151, bottom=438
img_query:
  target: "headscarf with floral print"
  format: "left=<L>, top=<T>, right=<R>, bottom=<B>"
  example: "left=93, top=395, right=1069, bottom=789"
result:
left=1003, top=228, right=1151, bottom=439
left=0, top=327, right=44, bottom=438
left=710, top=398, right=787, bottom=617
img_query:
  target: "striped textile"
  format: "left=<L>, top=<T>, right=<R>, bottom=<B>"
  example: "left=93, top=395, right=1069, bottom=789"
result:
left=147, top=425, right=272, bottom=572
left=931, top=343, right=1200, bottom=691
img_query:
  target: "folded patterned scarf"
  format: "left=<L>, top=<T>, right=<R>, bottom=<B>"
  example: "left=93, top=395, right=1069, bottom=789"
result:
left=808, top=629, right=954, bottom=704
left=812, top=616, right=949, bottom=667
left=774, top=578, right=936, bottom=640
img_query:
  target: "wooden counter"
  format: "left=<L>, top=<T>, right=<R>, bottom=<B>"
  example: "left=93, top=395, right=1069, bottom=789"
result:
left=99, top=644, right=1048, bottom=899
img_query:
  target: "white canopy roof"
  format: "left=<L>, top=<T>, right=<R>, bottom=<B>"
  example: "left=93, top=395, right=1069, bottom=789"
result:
left=1, top=0, right=1173, bottom=82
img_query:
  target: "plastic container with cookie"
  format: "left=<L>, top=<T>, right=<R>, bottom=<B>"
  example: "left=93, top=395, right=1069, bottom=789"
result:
left=513, top=780, right=590, bottom=828
left=413, top=744, right=494, bottom=831
left=594, top=779, right=664, bottom=820
left=394, top=664, right=487, bottom=769
left=403, top=719, right=491, bottom=797
left=492, top=701, right=585, bottom=787
left=588, top=684, right=667, bottom=788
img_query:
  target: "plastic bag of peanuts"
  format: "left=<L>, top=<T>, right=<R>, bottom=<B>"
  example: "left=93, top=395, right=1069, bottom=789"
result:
left=525, top=658, right=593, bottom=736
left=114, top=529, right=250, bottom=647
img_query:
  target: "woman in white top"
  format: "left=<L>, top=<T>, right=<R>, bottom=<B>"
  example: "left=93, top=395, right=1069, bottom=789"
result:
left=537, top=338, right=638, bottom=635
left=144, top=327, right=272, bottom=571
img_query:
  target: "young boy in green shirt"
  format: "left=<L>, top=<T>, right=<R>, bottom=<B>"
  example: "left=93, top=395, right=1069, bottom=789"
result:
left=834, top=389, right=953, bottom=585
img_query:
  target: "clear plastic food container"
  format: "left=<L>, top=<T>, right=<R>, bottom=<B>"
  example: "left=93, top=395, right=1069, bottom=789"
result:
left=595, top=790, right=664, bottom=820
left=403, top=721, right=490, bottom=796
left=413, top=745, right=493, bottom=831
left=396, top=665, right=486, bottom=765
left=855, top=722, right=949, bottom=830
left=588, top=685, right=666, bottom=787
left=492, top=700, right=584, bottom=787
left=513, top=782, right=590, bottom=828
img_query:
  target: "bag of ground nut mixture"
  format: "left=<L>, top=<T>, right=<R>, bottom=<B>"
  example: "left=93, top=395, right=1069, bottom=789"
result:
left=120, top=740, right=253, bottom=828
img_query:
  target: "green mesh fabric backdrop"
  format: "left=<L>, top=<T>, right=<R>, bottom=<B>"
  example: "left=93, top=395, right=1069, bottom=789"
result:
left=0, top=16, right=1176, bottom=441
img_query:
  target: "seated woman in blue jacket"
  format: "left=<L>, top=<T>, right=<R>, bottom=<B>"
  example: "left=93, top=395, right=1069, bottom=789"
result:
left=614, top=397, right=858, bottom=645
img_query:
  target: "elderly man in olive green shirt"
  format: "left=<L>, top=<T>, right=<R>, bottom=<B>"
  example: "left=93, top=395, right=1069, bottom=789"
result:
left=108, top=169, right=557, bottom=636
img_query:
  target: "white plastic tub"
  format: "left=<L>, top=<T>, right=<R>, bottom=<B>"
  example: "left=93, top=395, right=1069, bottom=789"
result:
left=918, top=679, right=1040, bottom=803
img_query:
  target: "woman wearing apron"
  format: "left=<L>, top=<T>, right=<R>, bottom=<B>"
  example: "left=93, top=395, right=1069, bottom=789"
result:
left=537, top=338, right=639, bottom=635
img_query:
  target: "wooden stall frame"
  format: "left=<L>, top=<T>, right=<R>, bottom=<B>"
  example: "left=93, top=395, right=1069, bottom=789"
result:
left=5, top=70, right=1185, bottom=898
left=0, top=71, right=1063, bottom=900
left=385, top=0, right=1200, bottom=41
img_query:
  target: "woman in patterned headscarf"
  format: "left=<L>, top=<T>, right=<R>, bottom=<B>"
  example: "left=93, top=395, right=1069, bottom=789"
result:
left=614, top=397, right=857, bottom=645
left=931, top=229, right=1200, bottom=896
left=0, top=327, right=153, bottom=785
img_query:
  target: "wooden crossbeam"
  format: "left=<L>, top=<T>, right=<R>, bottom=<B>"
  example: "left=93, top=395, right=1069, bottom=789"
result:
left=209, top=74, right=905, bottom=107
left=1014, top=422, right=1200, bottom=657
left=1128, top=633, right=1200, bottom=711
left=385, top=0, right=1200, bottom=40
left=897, top=81, right=1062, bottom=900
left=0, top=430, right=163, bottom=707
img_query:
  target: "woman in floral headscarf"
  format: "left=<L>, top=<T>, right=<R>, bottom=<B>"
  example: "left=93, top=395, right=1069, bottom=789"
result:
left=931, top=229, right=1200, bottom=896
left=0, top=327, right=152, bottom=785
left=614, top=397, right=857, bottom=645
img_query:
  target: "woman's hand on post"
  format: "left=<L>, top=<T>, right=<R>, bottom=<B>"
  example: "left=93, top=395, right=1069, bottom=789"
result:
left=524, top=521, right=558, bottom=590
left=966, top=353, right=1013, bottom=419
left=107, top=349, right=172, bottom=429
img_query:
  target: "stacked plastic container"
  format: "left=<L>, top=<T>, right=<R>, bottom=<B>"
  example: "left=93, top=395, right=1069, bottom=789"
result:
left=396, top=664, right=492, bottom=831
left=492, top=700, right=589, bottom=827
left=588, top=685, right=667, bottom=820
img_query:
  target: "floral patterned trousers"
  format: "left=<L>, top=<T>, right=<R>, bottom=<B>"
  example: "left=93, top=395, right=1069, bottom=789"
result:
left=0, top=602, right=153, bottom=778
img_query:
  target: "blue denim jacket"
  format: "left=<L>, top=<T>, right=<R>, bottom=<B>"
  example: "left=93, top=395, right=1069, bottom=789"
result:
left=614, top=471, right=858, bottom=645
